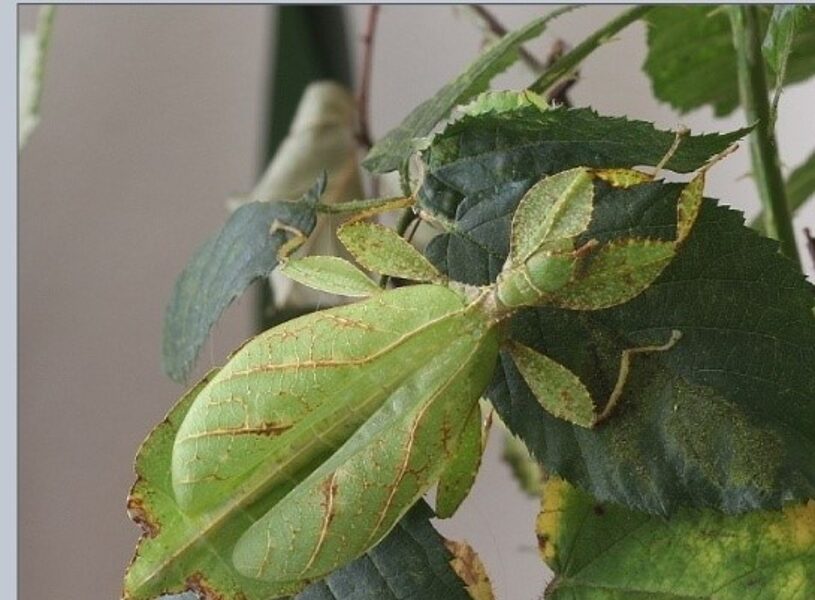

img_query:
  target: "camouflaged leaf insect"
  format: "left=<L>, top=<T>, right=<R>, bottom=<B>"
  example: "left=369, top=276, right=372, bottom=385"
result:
left=126, top=157, right=712, bottom=599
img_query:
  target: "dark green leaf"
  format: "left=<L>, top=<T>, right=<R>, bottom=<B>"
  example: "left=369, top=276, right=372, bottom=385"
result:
left=362, top=9, right=573, bottom=174
left=421, top=114, right=815, bottom=514
left=294, top=502, right=471, bottom=600
left=161, top=180, right=321, bottom=382
left=644, top=6, right=815, bottom=116
left=418, top=104, right=747, bottom=220
left=539, top=478, right=815, bottom=599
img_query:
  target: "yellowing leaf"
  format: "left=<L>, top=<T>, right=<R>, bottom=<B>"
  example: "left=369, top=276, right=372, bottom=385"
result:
left=538, top=477, right=815, bottom=599
left=444, top=539, right=495, bottom=600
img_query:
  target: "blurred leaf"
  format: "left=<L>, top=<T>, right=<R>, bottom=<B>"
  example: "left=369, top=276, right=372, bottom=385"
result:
left=539, top=477, right=815, bottom=599
left=787, top=149, right=815, bottom=211
left=161, top=179, right=321, bottom=382
left=644, top=5, right=815, bottom=116
left=362, top=8, right=574, bottom=173
left=240, top=81, right=365, bottom=311
left=421, top=106, right=815, bottom=515
left=750, top=149, right=815, bottom=231
left=18, top=5, right=55, bottom=149
left=762, top=5, right=808, bottom=73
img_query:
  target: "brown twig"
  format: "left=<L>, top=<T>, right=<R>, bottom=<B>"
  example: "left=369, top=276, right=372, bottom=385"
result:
left=356, top=5, right=380, bottom=149
left=544, top=38, right=576, bottom=108
left=469, top=5, right=544, bottom=72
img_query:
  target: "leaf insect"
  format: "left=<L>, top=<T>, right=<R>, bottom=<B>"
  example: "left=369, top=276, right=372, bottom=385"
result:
left=124, top=135, right=731, bottom=600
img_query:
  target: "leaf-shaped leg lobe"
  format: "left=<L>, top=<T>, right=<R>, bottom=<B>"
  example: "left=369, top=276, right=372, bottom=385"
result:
left=505, top=341, right=595, bottom=428
left=231, top=315, right=500, bottom=584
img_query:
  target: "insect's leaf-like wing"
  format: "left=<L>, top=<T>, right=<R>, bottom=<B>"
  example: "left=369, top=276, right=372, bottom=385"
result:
left=161, top=180, right=321, bottom=383
left=422, top=108, right=815, bottom=515
left=538, top=478, right=815, bottom=599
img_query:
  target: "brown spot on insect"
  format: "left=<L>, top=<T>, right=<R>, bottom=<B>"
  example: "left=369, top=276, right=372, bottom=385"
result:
left=126, top=490, right=158, bottom=538
left=593, top=504, right=605, bottom=516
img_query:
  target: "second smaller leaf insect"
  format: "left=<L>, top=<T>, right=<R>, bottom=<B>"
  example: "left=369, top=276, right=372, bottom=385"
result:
left=126, top=151, right=720, bottom=600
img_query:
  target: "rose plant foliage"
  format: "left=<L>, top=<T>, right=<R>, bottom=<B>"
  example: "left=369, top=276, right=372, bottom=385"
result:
left=122, top=7, right=815, bottom=600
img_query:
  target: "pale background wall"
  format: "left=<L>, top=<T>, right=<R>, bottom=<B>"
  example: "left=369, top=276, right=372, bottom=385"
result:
left=18, top=5, right=815, bottom=600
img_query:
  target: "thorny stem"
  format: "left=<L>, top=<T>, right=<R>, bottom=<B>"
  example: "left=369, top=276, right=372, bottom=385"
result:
left=729, top=6, right=801, bottom=266
left=356, top=5, right=380, bottom=149
left=529, top=6, right=650, bottom=95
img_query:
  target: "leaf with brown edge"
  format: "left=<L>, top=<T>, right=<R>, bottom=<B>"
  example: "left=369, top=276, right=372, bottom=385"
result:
left=538, top=477, right=815, bottom=599
left=444, top=540, right=495, bottom=600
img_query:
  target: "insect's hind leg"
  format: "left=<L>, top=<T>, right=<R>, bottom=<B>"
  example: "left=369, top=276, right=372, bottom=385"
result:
left=594, top=329, right=683, bottom=426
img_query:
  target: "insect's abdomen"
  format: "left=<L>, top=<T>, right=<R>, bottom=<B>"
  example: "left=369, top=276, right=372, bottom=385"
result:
left=230, top=311, right=499, bottom=583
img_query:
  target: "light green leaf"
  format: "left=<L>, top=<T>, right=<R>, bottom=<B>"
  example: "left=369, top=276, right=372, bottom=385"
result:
left=280, top=256, right=381, bottom=297
left=18, top=5, right=55, bottom=149
left=362, top=8, right=573, bottom=173
left=538, top=477, right=815, bottom=599
left=505, top=341, right=594, bottom=428
left=161, top=179, right=321, bottom=383
left=338, top=221, right=443, bottom=282
left=762, top=5, right=807, bottom=74
left=644, top=6, right=815, bottom=116
left=436, top=403, right=484, bottom=518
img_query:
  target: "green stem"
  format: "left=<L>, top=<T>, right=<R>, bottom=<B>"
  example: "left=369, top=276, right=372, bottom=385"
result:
left=529, top=6, right=651, bottom=94
left=729, top=6, right=800, bottom=265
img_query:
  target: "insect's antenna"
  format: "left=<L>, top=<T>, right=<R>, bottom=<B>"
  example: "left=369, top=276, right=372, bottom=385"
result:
left=652, top=125, right=689, bottom=179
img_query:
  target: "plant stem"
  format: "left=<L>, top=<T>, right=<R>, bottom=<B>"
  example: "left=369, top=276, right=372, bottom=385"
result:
left=729, top=6, right=800, bottom=266
left=529, top=6, right=651, bottom=95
